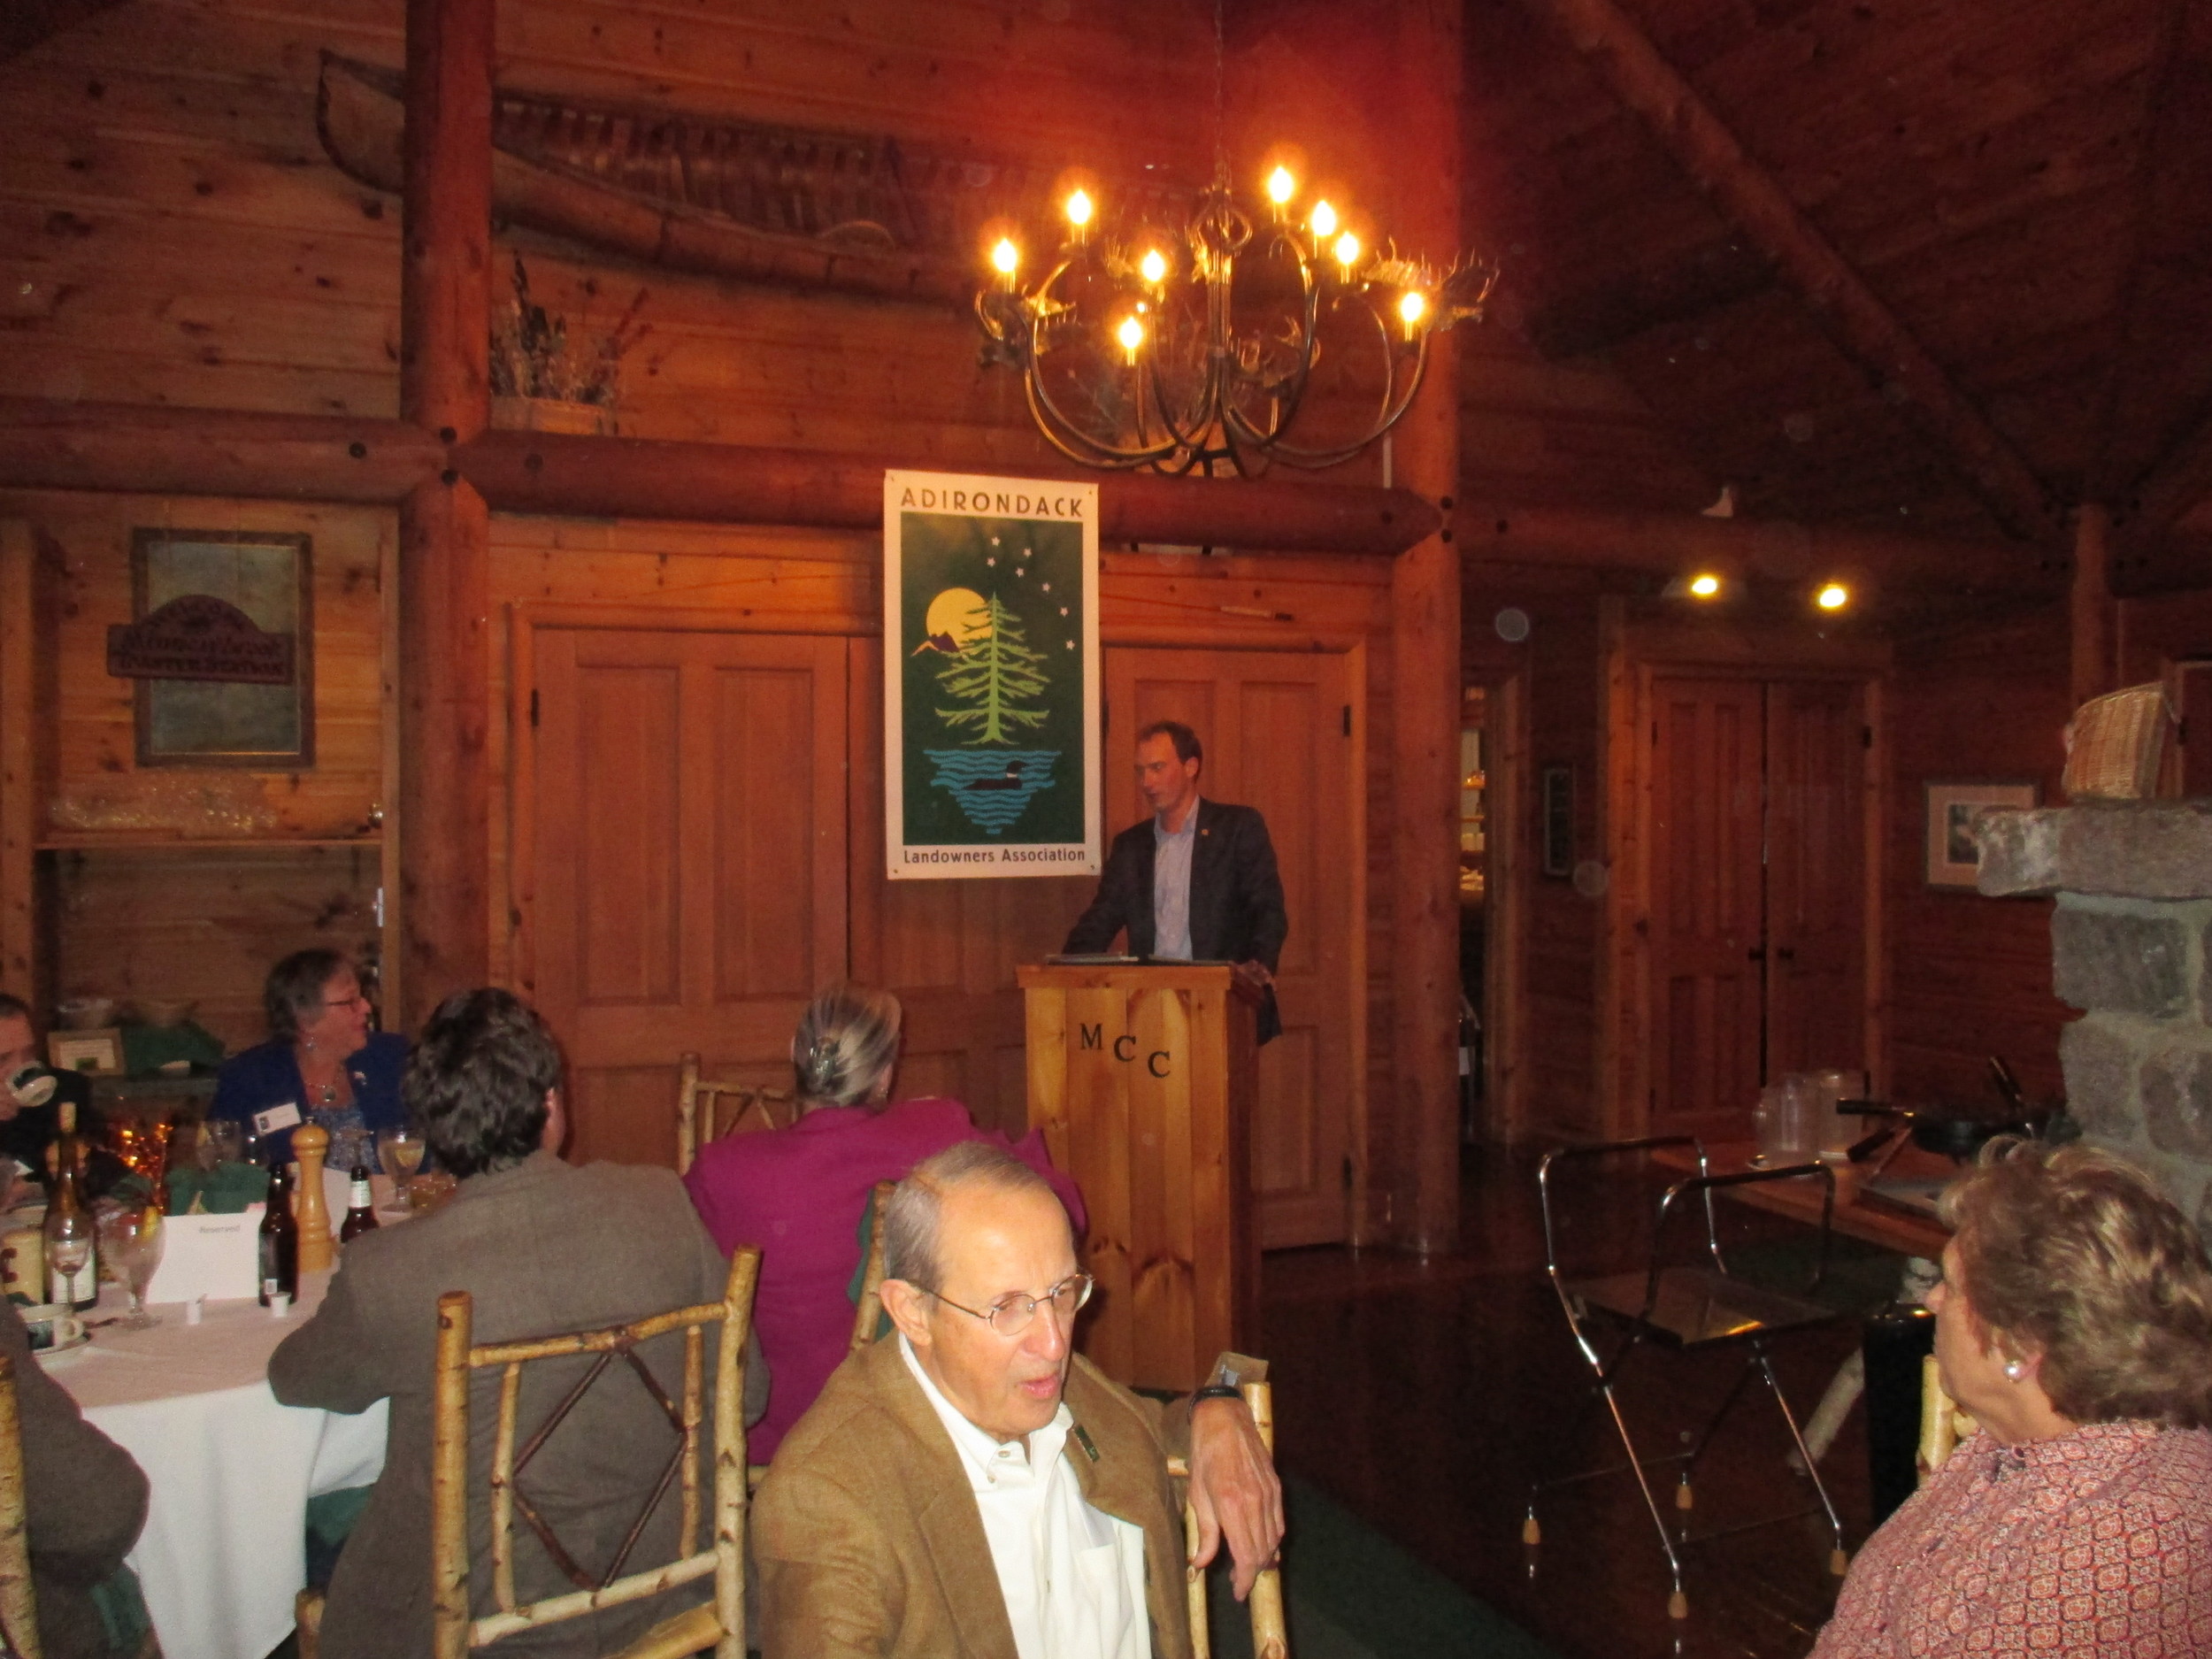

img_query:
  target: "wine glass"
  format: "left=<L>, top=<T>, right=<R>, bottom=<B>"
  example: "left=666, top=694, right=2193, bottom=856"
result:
left=378, top=1125, right=426, bottom=1202
left=204, top=1118, right=246, bottom=1169
left=97, top=1207, right=164, bottom=1329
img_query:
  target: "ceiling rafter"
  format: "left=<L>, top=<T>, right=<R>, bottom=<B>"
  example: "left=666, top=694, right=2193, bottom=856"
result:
left=1517, top=0, right=2066, bottom=545
left=2085, top=0, right=2194, bottom=503
left=2122, top=402, right=2212, bottom=548
left=0, top=0, right=126, bottom=65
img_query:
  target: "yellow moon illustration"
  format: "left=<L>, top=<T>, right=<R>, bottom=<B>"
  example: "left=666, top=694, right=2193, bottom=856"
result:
left=925, top=588, right=993, bottom=646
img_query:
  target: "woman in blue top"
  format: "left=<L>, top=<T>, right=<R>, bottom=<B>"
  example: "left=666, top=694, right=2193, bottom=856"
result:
left=211, top=949, right=408, bottom=1170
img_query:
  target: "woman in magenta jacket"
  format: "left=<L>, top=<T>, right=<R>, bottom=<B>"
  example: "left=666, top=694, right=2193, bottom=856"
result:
left=683, top=983, right=1086, bottom=1463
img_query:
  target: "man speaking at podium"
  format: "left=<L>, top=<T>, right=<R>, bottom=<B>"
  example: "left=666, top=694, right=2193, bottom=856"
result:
left=1064, top=721, right=1288, bottom=1043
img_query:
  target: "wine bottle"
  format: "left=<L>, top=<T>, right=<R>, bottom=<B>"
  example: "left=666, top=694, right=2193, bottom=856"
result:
left=339, top=1165, right=379, bottom=1244
left=258, top=1157, right=298, bottom=1306
left=43, top=1103, right=98, bottom=1311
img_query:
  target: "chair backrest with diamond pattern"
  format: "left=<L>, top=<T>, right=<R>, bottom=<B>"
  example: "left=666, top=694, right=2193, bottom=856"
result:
left=429, top=1246, right=761, bottom=1659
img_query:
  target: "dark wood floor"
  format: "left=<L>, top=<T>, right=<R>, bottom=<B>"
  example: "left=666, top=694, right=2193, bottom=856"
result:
left=1260, top=1144, right=1876, bottom=1659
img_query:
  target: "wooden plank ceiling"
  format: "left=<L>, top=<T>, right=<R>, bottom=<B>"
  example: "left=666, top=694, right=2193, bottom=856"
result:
left=1465, top=0, right=2212, bottom=549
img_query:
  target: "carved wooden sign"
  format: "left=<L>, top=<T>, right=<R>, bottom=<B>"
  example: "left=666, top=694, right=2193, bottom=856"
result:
left=106, top=594, right=296, bottom=684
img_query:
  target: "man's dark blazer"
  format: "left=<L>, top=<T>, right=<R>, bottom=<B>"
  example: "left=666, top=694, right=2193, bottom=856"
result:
left=1063, top=798, right=1288, bottom=1041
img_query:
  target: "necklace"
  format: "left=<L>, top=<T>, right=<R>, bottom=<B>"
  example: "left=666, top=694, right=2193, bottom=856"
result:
left=317, top=1082, right=337, bottom=1106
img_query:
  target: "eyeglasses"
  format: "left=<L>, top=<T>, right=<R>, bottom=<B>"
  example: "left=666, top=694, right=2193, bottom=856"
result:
left=925, top=1272, right=1094, bottom=1337
left=323, top=994, right=371, bottom=1011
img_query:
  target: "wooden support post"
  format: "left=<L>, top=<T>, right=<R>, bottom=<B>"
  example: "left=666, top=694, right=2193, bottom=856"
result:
left=2070, top=503, right=2116, bottom=710
left=0, top=524, right=36, bottom=1003
left=397, top=0, right=495, bottom=1025
left=1389, top=0, right=1463, bottom=1255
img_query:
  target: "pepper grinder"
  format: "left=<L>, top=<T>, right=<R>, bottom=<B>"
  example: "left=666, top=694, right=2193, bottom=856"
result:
left=291, top=1123, right=334, bottom=1274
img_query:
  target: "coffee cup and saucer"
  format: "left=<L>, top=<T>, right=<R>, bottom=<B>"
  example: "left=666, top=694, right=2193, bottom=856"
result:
left=20, top=1302, right=90, bottom=1363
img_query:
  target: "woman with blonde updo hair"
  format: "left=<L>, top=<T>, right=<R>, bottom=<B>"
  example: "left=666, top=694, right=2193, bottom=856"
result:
left=1813, top=1139, right=2212, bottom=1655
left=682, top=982, right=1085, bottom=1463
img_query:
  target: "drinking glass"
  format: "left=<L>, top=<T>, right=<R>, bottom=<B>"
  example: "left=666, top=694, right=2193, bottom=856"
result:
left=104, top=1117, right=176, bottom=1212
left=379, top=1126, right=426, bottom=1202
left=97, top=1207, right=164, bottom=1329
left=205, top=1118, right=246, bottom=1169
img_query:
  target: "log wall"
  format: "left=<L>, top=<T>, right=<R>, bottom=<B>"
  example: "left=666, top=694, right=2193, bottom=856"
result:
left=1885, top=604, right=2071, bottom=1106
left=0, top=0, right=1716, bottom=1216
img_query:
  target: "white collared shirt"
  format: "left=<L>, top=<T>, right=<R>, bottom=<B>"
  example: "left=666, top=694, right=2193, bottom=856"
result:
left=1151, top=798, right=1200, bottom=960
left=899, top=1335, right=1150, bottom=1659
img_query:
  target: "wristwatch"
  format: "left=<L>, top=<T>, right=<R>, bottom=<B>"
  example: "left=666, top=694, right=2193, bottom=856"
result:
left=1191, top=1383, right=1244, bottom=1407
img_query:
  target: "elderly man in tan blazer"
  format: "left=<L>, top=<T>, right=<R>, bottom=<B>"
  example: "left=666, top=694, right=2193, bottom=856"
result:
left=755, top=1141, right=1283, bottom=1659
left=271, top=988, right=766, bottom=1659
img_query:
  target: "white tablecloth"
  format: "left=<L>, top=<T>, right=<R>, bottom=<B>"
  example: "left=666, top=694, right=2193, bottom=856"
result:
left=47, top=1273, right=389, bottom=1659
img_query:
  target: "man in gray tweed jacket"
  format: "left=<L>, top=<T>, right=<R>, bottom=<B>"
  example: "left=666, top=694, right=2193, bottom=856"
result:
left=272, top=988, right=765, bottom=1659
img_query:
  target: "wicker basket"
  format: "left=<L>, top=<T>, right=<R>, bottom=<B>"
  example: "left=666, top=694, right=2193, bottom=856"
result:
left=2063, top=682, right=2173, bottom=801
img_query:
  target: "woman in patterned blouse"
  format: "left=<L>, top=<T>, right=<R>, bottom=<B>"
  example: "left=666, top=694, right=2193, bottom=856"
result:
left=1814, top=1141, right=2212, bottom=1657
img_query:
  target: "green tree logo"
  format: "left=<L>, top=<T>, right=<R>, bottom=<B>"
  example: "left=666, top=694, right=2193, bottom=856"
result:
left=934, top=593, right=1049, bottom=743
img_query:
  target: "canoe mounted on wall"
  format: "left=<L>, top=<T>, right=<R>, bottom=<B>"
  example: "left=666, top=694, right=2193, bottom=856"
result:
left=315, top=53, right=1191, bottom=308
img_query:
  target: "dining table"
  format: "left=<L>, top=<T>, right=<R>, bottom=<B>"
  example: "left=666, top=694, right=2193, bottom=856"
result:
left=43, top=1271, right=389, bottom=1659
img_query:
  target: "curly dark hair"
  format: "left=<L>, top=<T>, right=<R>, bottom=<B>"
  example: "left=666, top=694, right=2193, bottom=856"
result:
left=404, top=988, right=563, bottom=1179
left=1943, top=1139, right=2212, bottom=1430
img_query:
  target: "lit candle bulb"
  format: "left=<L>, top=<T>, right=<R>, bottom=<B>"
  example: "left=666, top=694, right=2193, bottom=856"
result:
left=1333, top=230, right=1362, bottom=275
left=1140, top=248, right=1168, bottom=286
left=1310, top=199, right=1339, bottom=241
left=1399, top=289, right=1427, bottom=339
left=1116, top=315, right=1146, bottom=365
left=1266, top=166, right=1295, bottom=221
left=990, top=238, right=1020, bottom=291
left=1064, top=189, right=1093, bottom=242
left=1816, top=582, right=1850, bottom=611
left=1688, top=573, right=1721, bottom=598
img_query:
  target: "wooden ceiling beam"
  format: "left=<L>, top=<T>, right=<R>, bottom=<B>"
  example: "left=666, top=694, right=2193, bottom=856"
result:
left=0, top=0, right=124, bottom=64
left=2122, top=403, right=2212, bottom=547
left=2086, top=0, right=2193, bottom=503
left=0, top=396, right=1440, bottom=556
left=1517, top=0, right=2065, bottom=544
left=1462, top=498, right=2072, bottom=597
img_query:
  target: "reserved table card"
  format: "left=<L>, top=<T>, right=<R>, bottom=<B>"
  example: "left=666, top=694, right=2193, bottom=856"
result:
left=145, top=1206, right=263, bottom=1304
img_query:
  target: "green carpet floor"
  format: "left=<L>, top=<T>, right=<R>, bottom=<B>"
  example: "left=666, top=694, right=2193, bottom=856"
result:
left=1201, top=1475, right=1563, bottom=1659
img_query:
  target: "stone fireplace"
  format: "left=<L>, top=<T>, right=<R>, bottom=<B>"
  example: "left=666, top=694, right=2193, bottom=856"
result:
left=1978, top=802, right=2212, bottom=1232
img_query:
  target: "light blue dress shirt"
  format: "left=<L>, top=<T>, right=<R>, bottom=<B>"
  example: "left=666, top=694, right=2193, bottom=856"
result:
left=1151, top=801, right=1199, bottom=959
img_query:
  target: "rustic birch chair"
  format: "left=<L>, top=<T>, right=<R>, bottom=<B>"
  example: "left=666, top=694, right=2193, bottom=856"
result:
left=848, top=1179, right=896, bottom=1356
left=1169, top=1378, right=1288, bottom=1659
left=421, top=1246, right=762, bottom=1659
left=0, top=1356, right=40, bottom=1659
left=1916, top=1355, right=1978, bottom=1481
left=674, top=1055, right=792, bottom=1176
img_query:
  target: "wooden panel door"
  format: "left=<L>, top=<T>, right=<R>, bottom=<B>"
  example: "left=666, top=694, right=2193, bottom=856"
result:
left=1103, top=647, right=1359, bottom=1248
left=1766, top=680, right=1867, bottom=1081
left=1647, top=675, right=1766, bottom=1140
left=527, top=627, right=849, bottom=1165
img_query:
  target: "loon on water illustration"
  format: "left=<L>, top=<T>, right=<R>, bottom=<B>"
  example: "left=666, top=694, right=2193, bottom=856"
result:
left=965, top=761, right=1026, bottom=792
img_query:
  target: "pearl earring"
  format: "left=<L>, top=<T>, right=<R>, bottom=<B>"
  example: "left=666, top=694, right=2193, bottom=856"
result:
left=2003, top=1360, right=2026, bottom=1382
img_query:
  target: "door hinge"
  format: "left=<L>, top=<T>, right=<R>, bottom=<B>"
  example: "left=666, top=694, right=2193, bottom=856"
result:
left=529, top=689, right=541, bottom=728
left=1341, top=704, right=1352, bottom=737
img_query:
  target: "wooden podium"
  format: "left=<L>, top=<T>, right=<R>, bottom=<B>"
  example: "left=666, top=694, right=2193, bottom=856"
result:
left=1018, top=962, right=1260, bottom=1392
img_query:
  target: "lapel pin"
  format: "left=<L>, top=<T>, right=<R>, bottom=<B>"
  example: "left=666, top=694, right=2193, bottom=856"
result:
left=1071, top=1424, right=1102, bottom=1463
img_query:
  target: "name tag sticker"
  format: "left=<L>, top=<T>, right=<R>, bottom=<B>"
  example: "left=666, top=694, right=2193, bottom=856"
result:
left=253, top=1102, right=303, bottom=1135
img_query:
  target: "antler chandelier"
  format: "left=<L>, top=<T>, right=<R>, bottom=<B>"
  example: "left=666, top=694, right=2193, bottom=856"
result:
left=973, top=4, right=1496, bottom=478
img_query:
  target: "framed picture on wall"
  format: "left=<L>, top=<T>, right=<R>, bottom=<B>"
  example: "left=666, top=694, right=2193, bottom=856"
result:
left=47, top=1029, right=123, bottom=1077
left=1541, top=764, right=1574, bottom=878
left=1924, top=780, right=2039, bottom=888
left=117, top=529, right=313, bottom=768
